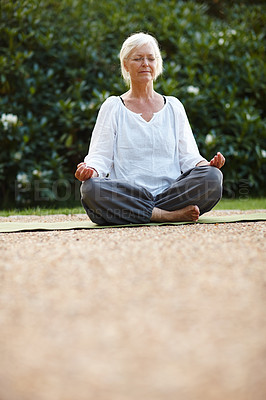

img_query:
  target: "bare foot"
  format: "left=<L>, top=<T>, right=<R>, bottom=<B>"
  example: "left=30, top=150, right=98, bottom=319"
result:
left=151, top=205, right=200, bottom=222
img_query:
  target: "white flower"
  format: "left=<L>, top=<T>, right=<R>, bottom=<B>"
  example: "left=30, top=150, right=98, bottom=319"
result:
left=11, top=115, right=18, bottom=124
left=225, top=103, right=230, bottom=109
left=228, top=29, right=236, bottom=35
left=1, top=113, right=18, bottom=129
left=5, top=114, right=18, bottom=124
left=1, top=121, right=8, bottom=130
left=205, top=134, right=214, bottom=145
left=261, top=150, right=266, bottom=158
left=16, top=172, right=29, bottom=184
left=32, top=169, right=42, bottom=178
left=218, top=38, right=224, bottom=45
left=246, top=113, right=251, bottom=120
left=14, top=152, right=22, bottom=161
left=218, top=32, right=224, bottom=37
left=187, top=86, right=200, bottom=95
left=1, top=113, right=7, bottom=122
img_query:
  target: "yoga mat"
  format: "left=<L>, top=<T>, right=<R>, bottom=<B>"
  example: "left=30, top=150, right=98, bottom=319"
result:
left=0, top=213, right=265, bottom=233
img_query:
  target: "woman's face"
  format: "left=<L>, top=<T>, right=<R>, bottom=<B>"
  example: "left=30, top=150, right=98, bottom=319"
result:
left=124, top=43, right=157, bottom=84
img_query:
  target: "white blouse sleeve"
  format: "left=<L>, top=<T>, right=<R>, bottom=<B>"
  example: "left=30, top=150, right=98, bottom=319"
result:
left=84, top=96, right=118, bottom=177
left=176, top=100, right=206, bottom=172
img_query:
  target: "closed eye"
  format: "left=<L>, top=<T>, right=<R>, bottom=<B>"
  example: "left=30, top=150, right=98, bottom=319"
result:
left=131, top=57, right=156, bottom=62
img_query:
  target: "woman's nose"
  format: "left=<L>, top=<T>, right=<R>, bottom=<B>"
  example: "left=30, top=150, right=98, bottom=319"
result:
left=141, top=57, right=149, bottom=65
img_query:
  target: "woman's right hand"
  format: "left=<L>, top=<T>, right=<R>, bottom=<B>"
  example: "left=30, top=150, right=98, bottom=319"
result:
left=75, top=162, right=98, bottom=181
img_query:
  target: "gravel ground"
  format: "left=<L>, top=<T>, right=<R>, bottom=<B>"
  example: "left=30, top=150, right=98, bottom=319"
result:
left=0, top=210, right=266, bottom=400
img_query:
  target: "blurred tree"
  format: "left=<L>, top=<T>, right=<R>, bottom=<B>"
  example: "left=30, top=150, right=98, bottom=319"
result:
left=0, top=0, right=265, bottom=206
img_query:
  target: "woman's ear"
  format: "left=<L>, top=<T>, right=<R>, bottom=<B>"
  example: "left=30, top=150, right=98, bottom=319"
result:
left=123, top=59, right=129, bottom=72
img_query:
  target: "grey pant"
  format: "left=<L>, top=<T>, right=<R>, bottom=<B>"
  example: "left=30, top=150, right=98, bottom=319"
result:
left=81, top=166, right=223, bottom=225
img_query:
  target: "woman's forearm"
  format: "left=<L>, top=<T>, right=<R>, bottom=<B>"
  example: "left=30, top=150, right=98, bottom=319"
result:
left=196, top=160, right=210, bottom=167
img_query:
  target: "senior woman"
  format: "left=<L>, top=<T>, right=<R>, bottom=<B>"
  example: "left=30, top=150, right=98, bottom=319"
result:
left=75, top=32, right=225, bottom=225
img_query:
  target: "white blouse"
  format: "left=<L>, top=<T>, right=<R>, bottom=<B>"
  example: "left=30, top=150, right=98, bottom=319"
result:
left=84, top=95, right=206, bottom=196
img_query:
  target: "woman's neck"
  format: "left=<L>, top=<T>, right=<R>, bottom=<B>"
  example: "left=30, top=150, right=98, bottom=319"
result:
left=127, top=82, right=155, bottom=100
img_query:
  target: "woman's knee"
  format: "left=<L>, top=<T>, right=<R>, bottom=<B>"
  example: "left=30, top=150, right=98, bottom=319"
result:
left=205, top=166, right=223, bottom=197
left=80, top=178, right=100, bottom=202
left=206, top=165, right=223, bottom=182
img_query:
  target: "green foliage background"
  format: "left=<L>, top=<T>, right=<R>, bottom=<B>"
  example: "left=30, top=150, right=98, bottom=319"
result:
left=0, top=0, right=265, bottom=206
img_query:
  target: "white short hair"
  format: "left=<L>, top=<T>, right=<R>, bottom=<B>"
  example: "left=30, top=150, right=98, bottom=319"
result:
left=120, top=32, right=163, bottom=85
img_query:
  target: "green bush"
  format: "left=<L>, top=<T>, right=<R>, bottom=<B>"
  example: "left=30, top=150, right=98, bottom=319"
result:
left=0, top=0, right=265, bottom=207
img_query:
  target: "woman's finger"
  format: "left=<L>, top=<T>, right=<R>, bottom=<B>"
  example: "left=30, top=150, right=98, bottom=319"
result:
left=78, top=168, right=89, bottom=180
left=218, top=152, right=225, bottom=166
left=75, top=169, right=82, bottom=180
left=82, top=168, right=93, bottom=180
left=75, top=165, right=86, bottom=180
left=209, top=152, right=225, bottom=169
left=75, top=166, right=93, bottom=181
left=77, top=162, right=86, bottom=169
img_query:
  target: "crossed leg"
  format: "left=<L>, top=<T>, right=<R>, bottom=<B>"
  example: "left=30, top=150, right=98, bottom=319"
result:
left=80, top=166, right=223, bottom=225
left=151, top=166, right=223, bottom=222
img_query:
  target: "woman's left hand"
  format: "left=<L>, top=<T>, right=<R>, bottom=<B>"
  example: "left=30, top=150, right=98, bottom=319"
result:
left=209, top=152, right=225, bottom=169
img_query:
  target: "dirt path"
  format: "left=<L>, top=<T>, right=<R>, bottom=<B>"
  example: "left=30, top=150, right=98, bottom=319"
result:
left=0, top=211, right=266, bottom=400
